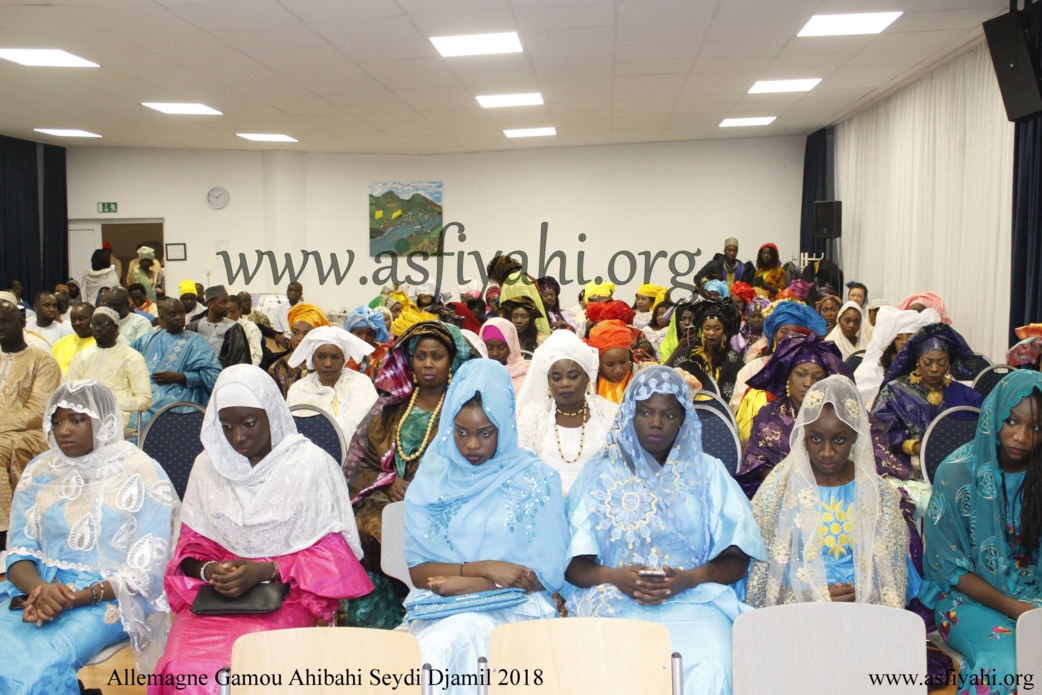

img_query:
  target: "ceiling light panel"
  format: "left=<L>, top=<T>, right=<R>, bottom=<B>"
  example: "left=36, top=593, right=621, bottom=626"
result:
left=477, top=93, right=544, bottom=108
left=749, top=79, right=822, bottom=93
left=430, top=32, right=522, bottom=57
left=797, top=13, right=903, bottom=37
left=237, top=133, right=298, bottom=142
left=0, top=49, right=98, bottom=67
left=504, top=127, right=556, bottom=138
left=719, top=117, right=776, bottom=127
left=142, top=102, right=222, bottom=115
left=34, top=129, right=101, bottom=137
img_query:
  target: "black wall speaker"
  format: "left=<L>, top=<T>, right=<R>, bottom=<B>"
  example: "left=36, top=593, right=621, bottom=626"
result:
left=814, top=201, right=841, bottom=239
left=984, top=10, right=1042, bottom=122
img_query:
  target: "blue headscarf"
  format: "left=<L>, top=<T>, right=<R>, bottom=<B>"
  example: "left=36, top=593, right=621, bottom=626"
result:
left=567, top=366, right=765, bottom=595
left=921, top=370, right=1042, bottom=608
left=343, top=305, right=390, bottom=344
left=705, top=279, right=730, bottom=298
left=763, top=300, right=828, bottom=350
left=403, top=359, right=569, bottom=591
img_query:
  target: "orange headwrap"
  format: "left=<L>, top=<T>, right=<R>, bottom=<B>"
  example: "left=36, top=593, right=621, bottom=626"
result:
left=287, top=303, right=329, bottom=328
left=1016, top=324, right=1042, bottom=340
left=730, top=281, right=756, bottom=304
left=589, top=319, right=633, bottom=354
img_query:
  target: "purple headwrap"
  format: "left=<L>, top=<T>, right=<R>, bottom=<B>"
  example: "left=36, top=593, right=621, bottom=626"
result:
left=746, top=332, right=853, bottom=398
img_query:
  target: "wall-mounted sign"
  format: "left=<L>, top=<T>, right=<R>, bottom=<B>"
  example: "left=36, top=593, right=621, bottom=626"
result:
left=97, top=202, right=118, bottom=213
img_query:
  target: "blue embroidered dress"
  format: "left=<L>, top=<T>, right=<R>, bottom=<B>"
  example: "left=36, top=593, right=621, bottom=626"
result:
left=404, top=359, right=569, bottom=695
left=920, top=371, right=1042, bottom=695
left=564, top=366, right=766, bottom=695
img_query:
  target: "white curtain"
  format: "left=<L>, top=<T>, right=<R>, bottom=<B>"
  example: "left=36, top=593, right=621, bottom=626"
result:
left=835, top=44, right=1015, bottom=362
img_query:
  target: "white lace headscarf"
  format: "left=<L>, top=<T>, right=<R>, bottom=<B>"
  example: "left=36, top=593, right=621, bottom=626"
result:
left=181, top=364, right=363, bottom=559
left=515, top=329, right=600, bottom=409
left=748, top=375, right=907, bottom=608
left=20, top=380, right=179, bottom=673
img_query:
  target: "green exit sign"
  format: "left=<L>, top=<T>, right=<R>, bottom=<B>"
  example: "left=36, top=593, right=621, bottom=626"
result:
left=97, top=202, right=118, bottom=213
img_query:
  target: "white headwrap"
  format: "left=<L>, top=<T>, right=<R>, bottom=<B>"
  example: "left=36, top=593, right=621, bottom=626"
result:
left=21, top=380, right=178, bottom=672
left=460, top=329, right=488, bottom=358
left=515, top=329, right=600, bottom=408
left=181, top=365, right=363, bottom=559
left=854, top=306, right=941, bottom=406
left=824, top=300, right=871, bottom=360
left=287, top=326, right=374, bottom=370
left=748, top=375, right=908, bottom=608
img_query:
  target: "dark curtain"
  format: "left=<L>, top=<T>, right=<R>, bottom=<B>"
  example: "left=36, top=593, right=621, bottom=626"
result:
left=1010, top=3, right=1042, bottom=345
left=799, top=127, right=833, bottom=255
left=0, top=135, right=42, bottom=297
left=41, top=145, right=68, bottom=291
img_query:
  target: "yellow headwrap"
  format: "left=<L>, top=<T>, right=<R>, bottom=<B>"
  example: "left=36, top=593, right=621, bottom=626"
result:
left=389, top=291, right=437, bottom=336
left=636, top=283, right=669, bottom=309
left=178, top=280, right=197, bottom=297
left=585, top=281, right=616, bottom=299
left=287, top=303, right=330, bottom=328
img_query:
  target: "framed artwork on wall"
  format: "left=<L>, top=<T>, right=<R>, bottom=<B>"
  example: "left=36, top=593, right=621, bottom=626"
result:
left=369, top=181, right=443, bottom=256
left=165, top=242, right=187, bottom=262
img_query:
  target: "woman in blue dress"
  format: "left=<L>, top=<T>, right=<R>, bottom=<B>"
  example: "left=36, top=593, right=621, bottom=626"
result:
left=564, top=365, right=766, bottom=695
left=0, top=380, right=178, bottom=694
left=921, top=370, right=1042, bottom=695
left=404, top=359, right=569, bottom=694
left=749, top=375, right=913, bottom=608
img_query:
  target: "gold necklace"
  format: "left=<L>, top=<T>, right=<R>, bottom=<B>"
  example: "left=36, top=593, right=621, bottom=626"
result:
left=555, top=404, right=585, bottom=417
left=555, top=400, right=588, bottom=464
left=395, top=388, right=446, bottom=463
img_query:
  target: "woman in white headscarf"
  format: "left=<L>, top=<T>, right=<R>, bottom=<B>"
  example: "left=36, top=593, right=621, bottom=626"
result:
left=748, top=375, right=913, bottom=608
left=853, top=306, right=941, bottom=409
left=152, top=365, right=372, bottom=695
left=824, top=300, right=871, bottom=361
left=0, top=380, right=177, bottom=694
left=516, top=330, right=618, bottom=494
left=286, top=326, right=379, bottom=445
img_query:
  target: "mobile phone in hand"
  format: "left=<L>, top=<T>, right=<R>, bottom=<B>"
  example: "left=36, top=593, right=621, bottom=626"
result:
left=638, top=569, right=667, bottom=578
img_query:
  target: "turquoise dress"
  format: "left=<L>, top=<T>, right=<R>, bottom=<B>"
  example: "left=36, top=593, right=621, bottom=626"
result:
left=565, top=367, right=766, bottom=695
left=920, top=371, right=1042, bottom=695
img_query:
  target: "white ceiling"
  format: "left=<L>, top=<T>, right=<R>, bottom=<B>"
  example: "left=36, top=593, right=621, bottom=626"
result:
left=0, top=0, right=1007, bottom=155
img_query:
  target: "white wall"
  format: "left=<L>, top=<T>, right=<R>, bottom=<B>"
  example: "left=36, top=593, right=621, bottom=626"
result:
left=67, top=137, right=805, bottom=311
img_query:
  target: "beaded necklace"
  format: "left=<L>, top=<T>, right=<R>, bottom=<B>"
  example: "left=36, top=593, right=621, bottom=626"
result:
left=554, top=399, right=589, bottom=464
left=395, top=387, right=446, bottom=463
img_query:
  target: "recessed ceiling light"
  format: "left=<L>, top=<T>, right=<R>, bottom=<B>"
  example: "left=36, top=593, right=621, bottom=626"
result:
left=720, top=117, right=776, bottom=128
left=237, top=133, right=298, bottom=142
left=749, top=79, right=822, bottom=94
left=430, top=32, right=522, bottom=58
left=504, top=127, right=556, bottom=138
left=0, top=49, right=98, bottom=67
left=142, top=102, right=222, bottom=115
left=34, top=129, right=101, bottom=137
left=798, top=12, right=902, bottom=37
left=477, top=93, right=544, bottom=108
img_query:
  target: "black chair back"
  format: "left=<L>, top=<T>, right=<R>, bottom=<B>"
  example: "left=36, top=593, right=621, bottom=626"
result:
left=846, top=350, right=865, bottom=370
left=694, top=389, right=738, bottom=430
left=921, top=406, right=980, bottom=484
left=139, top=402, right=206, bottom=499
left=290, top=405, right=346, bottom=464
left=971, top=365, right=1015, bottom=400
left=694, top=404, right=741, bottom=476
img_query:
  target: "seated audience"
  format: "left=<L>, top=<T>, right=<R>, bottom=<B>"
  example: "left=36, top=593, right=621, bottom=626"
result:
left=815, top=294, right=842, bottom=335
left=105, top=287, right=153, bottom=346
left=132, top=299, right=222, bottom=427
left=286, top=326, right=378, bottom=445
left=665, top=298, right=742, bottom=401
left=825, top=300, right=869, bottom=361
left=51, top=302, right=96, bottom=375
left=343, top=305, right=390, bottom=378
left=67, top=307, right=152, bottom=427
left=404, top=360, right=568, bottom=691
left=25, top=292, right=72, bottom=347
left=267, top=303, right=328, bottom=397
left=499, top=296, right=544, bottom=353
left=129, top=282, right=159, bottom=318
left=224, top=294, right=262, bottom=366
left=921, top=371, right=1042, bottom=695
left=343, top=321, right=476, bottom=628
left=749, top=375, right=912, bottom=608
left=589, top=319, right=635, bottom=405
left=0, top=381, right=176, bottom=694
left=186, top=286, right=250, bottom=368
left=516, top=330, right=619, bottom=494
left=898, top=292, right=952, bottom=324
left=632, top=283, right=669, bottom=329
left=152, top=365, right=371, bottom=694
left=731, top=297, right=769, bottom=359
left=479, top=317, right=529, bottom=393
left=854, top=306, right=942, bottom=408
left=565, top=366, right=766, bottom=695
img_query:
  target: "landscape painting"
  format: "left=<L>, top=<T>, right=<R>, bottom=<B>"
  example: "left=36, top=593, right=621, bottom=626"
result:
left=369, top=181, right=443, bottom=256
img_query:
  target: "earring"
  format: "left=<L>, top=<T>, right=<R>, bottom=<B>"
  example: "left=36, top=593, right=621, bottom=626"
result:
left=909, top=369, right=922, bottom=385
left=943, top=372, right=954, bottom=387
left=785, top=382, right=792, bottom=398
left=447, top=373, right=452, bottom=384
left=412, top=373, right=418, bottom=384
left=547, top=386, right=553, bottom=399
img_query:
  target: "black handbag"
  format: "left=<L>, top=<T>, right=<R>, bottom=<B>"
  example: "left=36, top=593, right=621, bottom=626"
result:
left=190, top=582, right=290, bottom=616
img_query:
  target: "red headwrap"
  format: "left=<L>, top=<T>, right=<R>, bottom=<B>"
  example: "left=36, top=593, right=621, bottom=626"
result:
left=589, top=320, right=633, bottom=354
left=449, top=302, right=481, bottom=333
left=586, top=299, right=635, bottom=325
left=730, top=281, right=756, bottom=304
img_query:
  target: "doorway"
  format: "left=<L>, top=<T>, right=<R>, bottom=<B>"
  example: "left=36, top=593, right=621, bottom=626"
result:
left=67, top=219, right=164, bottom=292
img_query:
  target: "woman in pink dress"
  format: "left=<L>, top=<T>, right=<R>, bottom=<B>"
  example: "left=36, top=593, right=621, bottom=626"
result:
left=151, top=365, right=373, bottom=694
